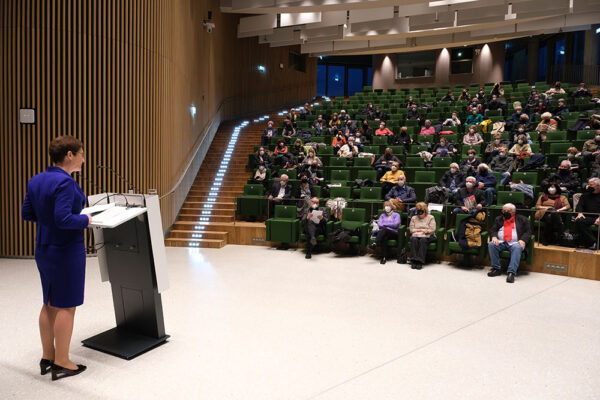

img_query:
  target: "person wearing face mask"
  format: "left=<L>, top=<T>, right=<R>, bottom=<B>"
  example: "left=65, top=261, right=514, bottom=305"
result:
left=573, top=177, right=600, bottom=250
left=375, top=121, right=393, bottom=136
left=485, top=134, right=506, bottom=161
left=465, top=109, right=483, bottom=126
left=371, top=106, right=385, bottom=121
left=339, top=109, right=350, bottom=122
left=252, top=162, right=270, bottom=188
left=467, top=99, right=482, bottom=113
left=408, top=202, right=437, bottom=270
left=581, top=129, right=600, bottom=164
left=286, top=108, right=298, bottom=126
left=545, top=81, right=566, bottom=99
left=384, top=176, right=416, bottom=211
left=507, top=104, right=523, bottom=130
left=532, top=99, right=547, bottom=119
left=253, top=147, right=272, bottom=169
left=546, top=160, right=580, bottom=195
left=331, top=131, right=346, bottom=154
left=432, top=137, right=455, bottom=158
left=459, top=149, right=481, bottom=176
left=363, top=102, right=374, bottom=115
left=281, top=119, right=296, bottom=141
left=442, top=111, right=461, bottom=127
left=440, top=90, right=455, bottom=103
left=489, top=147, right=514, bottom=185
left=369, top=201, right=402, bottom=264
left=303, top=197, right=328, bottom=259
left=535, top=112, right=557, bottom=139
left=439, top=163, right=464, bottom=195
left=359, top=119, right=373, bottom=140
left=419, top=120, right=435, bottom=135
left=267, top=174, right=292, bottom=216
left=406, top=96, right=415, bottom=109
left=302, top=148, right=322, bottom=169
left=534, top=184, right=570, bottom=245
left=508, top=134, right=532, bottom=169
left=475, top=164, right=497, bottom=207
left=487, top=203, right=532, bottom=283
left=261, top=121, right=277, bottom=146
left=571, top=82, right=592, bottom=98
left=342, top=119, right=355, bottom=137
left=463, top=126, right=484, bottom=145
left=392, top=126, right=412, bottom=151
left=273, top=140, right=288, bottom=166
left=560, top=147, right=583, bottom=173
left=453, top=176, right=486, bottom=215
left=296, top=174, right=316, bottom=219
left=458, top=88, right=471, bottom=101
left=291, top=139, right=306, bottom=161
left=485, top=94, right=504, bottom=115
left=329, top=112, right=342, bottom=129
left=380, top=162, right=405, bottom=197
left=312, top=114, right=325, bottom=135
left=407, top=105, right=421, bottom=121
left=552, top=98, right=569, bottom=117
left=338, top=137, right=359, bottom=159
left=375, top=148, right=401, bottom=180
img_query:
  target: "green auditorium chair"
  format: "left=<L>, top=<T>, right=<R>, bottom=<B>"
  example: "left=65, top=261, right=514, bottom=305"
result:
left=511, top=172, right=538, bottom=186
left=352, top=186, right=382, bottom=215
left=405, top=156, right=424, bottom=168
left=298, top=206, right=334, bottom=251
left=362, top=145, right=381, bottom=154
left=330, top=169, right=351, bottom=186
left=352, top=157, right=374, bottom=178
left=372, top=136, right=389, bottom=147
left=266, top=205, right=300, bottom=244
left=405, top=211, right=445, bottom=259
left=236, top=184, right=267, bottom=219
left=446, top=213, right=488, bottom=261
left=325, top=157, right=349, bottom=178
left=433, top=157, right=452, bottom=168
left=318, top=146, right=334, bottom=165
left=332, top=207, right=370, bottom=254
left=328, top=185, right=352, bottom=200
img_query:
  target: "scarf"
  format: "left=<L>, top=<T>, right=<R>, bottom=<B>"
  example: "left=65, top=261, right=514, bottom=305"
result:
left=542, top=193, right=562, bottom=209
left=503, top=215, right=515, bottom=242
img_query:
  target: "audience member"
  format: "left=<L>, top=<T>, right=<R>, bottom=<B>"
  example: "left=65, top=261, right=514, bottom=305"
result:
left=253, top=146, right=271, bottom=169
left=489, top=147, right=513, bottom=185
left=261, top=121, right=277, bottom=146
left=453, top=176, right=485, bottom=215
left=409, top=202, right=437, bottom=270
left=290, top=139, right=305, bottom=161
left=485, top=134, right=507, bottom=161
left=442, top=111, right=461, bottom=127
left=440, top=90, right=454, bottom=103
left=432, top=137, right=455, bottom=158
left=561, top=147, right=583, bottom=173
left=393, top=126, right=412, bottom=151
left=370, top=201, right=401, bottom=264
left=407, top=104, right=421, bottom=120
left=302, top=148, right=322, bottom=169
left=463, top=126, right=484, bottom=145
left=465, top=109, right=483, bottom=125
left=375, top=121, right=394, bottom=136
left=458, top=88, right=471, bottom=101
left=546, top=161, right=580, bottom=195
left=331, top=132, right=346, bottom=153
left=419, top=120, right=435, bottom=135
left=251, top=163, right=269, bottom=187
left=545, top=81, right=566, bottom=98
left=296, top=174, right=316, bottom=217
left=581, top=130, right=600, bottom=163
left=339, top=109, right=350, bottom=122
left=487, top=203, right=531, bottom=283
left=338, top=136, right=359, bottom=159
left=303, top=197, right=328, bottom=259
left=384, top=175, right=416, bottom=211
left=281, top=119, right=296, bottom=141
left=329, top=112, right=342, bottom=129
left=459, top=149, right=481, bottom=176
left=439, top=163, right=464, bottom=195
left=313, top=115, right=326, bottom=135
left=573, top=178, right=600, bottom=250
left=552, top=98, right=569, bottom=117
left=375, top=148, right=401, bottom=180
left=380, top=162, right=404, bottom=197
left=571, top=82, right=592, bottom=98
left=535, top=183, right=570, bottom=245
left=267, top=174, right=292, bottom=216
left=475, top=163, right=497, bottom=207
left=273, top=139, right=288, bottom=166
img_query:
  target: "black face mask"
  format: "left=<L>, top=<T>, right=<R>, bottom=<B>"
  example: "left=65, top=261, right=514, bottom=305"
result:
left=416, top=210, right=425, bottom=216
left=503, top=212, right=513, bottom=220
left=587, top=186, right=596, bottom=193
left=559, top=169, right=569, bottom=175
left=479, top=170, right=488, bottom=176
left=385, top=154, right=392, bottom=159
left=301, top=178, right=309, bottom=184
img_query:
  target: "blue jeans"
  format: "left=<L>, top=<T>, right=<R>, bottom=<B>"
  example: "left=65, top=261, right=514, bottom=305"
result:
left=500, top=172, right=511, bottom=185
left=484, top=187, right=496, bottom=206
left=488, top=241, right=523, bottom=274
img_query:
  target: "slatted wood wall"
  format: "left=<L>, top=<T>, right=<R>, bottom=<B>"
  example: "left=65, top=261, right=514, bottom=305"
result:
left=1, top=0, right=316, bottom=257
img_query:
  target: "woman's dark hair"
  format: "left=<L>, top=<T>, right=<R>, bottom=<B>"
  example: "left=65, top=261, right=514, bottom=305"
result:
left=49, top=135, right=82, bottom=164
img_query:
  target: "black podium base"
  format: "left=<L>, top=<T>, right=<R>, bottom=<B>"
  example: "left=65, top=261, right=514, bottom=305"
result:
left=82, top=328, right=169, bottom=360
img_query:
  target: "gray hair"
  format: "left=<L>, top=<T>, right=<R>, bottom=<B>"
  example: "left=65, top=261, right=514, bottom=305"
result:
left=560, top=160, right=572, bottom=168
left=503, top=203, right=516, bottom=212
left=478, top=163, right=489, bottom=171
left=589, top=177, right=600, bottom=186
left=466, top=176, right=476, bottom=182
left=280, top=174, right=289, bottom=180
left=450, top=163, right=459, bottom=169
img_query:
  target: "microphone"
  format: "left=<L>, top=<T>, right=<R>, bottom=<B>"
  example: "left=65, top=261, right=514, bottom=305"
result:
left=75, top=173, right=111, bottom=206
left=97, top=165, right=139, bottom=194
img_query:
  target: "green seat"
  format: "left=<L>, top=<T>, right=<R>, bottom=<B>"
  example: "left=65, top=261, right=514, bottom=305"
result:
left=414, top=170, right=436, bottom=183
left=352, top=157, right=374, bottom=178
left=496, top=191, right=525, bottom=206
left=372, top=136, right=389, bottom=146
left=406, top=211, right=445, bottom=257
left=333, top=207, right=370, bottom=250
left=236, top=184, right=266, bottom=218
left=446, top=213, right=489, bottom=260
left=330, top=169, right=351, bottom=185
left=266, top=205, right=299, bottom=244
left=328, top=186, right=352, bottom=199
left=511, top=172, right=538, bottom=185
left=405, top=157, right=424, bottom=168
left=362, top=145, right=380, bottom=154
left=433, top=157, right=452, bottom=168
left=352, top=187, right=382, bottom=212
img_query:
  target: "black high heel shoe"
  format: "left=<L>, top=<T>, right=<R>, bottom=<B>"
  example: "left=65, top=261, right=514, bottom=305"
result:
left=51, top=363, right=87, bottom=381
left=40, top=358, right=53, bottom=375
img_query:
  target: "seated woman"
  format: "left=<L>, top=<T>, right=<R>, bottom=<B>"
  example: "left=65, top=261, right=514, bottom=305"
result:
left=534, top=183, right=570, bottom=246
left=535, top=112, right=557, bottom=144
left=273, top=140, right=288, bottom=166
left=432, top=137, right=455, bottom=158
left=409, top=202, right=437, bottom=270
left=302, top=148, right=322, bottom=169
left=253, top=147, right=271, bottom=169
left=463, top=126, right=484, bottom=146
left=290, top=139, right=306, bottom=162
left=370, top=201, right=401, bottom=265
left=465, top=109, right=483, bottom=125
left=251, top=163, right=270, bottom=188
left=419, top=120, right=435, bottom=135
left=379, top=162, right=405, bottom=198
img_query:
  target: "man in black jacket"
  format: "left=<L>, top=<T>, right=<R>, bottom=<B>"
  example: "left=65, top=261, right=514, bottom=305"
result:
left=572, top=177, right=600, bottom=250
left=546, top=161, right=581, bottom=195
left=487, top=203, right=531, bottom=283
left=439, top=163, right=464, bottom=195
left=267, top=174, right=292, bottom=216
left=453, top=176, right=485, bottom=215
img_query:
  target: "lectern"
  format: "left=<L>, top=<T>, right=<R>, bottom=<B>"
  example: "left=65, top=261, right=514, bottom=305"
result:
left=81, top=193, right=169, bottom=359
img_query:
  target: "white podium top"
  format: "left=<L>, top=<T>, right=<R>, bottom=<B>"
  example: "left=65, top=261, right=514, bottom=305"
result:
left=81, top=203, right=147, bottom=228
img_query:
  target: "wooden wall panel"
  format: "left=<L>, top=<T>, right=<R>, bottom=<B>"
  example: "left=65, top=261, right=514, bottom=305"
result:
left=1, top=0, right=316, bottom=257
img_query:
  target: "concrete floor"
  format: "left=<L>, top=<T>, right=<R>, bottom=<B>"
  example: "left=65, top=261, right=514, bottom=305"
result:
left=1, top=245, right=599, bottom=399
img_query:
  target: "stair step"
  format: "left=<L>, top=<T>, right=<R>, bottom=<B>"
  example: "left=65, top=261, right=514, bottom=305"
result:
left=168, top=230, right=228, bottom=240
left=183, top=201, right=235, bottom=209
left=178, top=214, right=235, bottom=222
left=165, top=238, right=226, bottom=248
left=180, top=208, right=234, bottom=216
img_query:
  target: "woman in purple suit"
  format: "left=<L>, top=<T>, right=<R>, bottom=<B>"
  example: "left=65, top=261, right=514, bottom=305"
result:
left=22, top=136, right=91, bottom=381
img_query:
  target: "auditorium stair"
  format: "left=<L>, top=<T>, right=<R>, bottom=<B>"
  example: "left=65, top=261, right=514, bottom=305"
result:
left=165, top=118, right=271, bottom=248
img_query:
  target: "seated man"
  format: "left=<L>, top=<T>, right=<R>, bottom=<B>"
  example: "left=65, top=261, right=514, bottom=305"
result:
left=303, top=197, right=328, bottom=259
left=561, top=147, right=584, bottom=174
left=352, top=130, right=368, bottom=152
left=337, top=136, right=359, bottom=159
left=489, top=147, right=513, bottom=185
left=369, top=201, right=401, bottom=264
left=507, top=104, right=524, bottom=131
left=475, top=163, right=497, bottom=207
left=552, top=98, right=569, bottom=117
left=375, top=148, right=401, bottom=180
left=384, top=175, right=416, bottom=211
left=267, top=174, right=292, bottom=216
left=571, top=82, right=592, bottom=98
left=440, top=90, right=455, bottom=102
left=453, top=176, right=485, bottom=215
left=419, top=120, right=435, bottom=135
left=261, top=121, right=277, bottom=146
left=546, top=161, right=580, bottom=195
left=459, top=149, right=481, bottom=177
left=380, top=162, right=405, bottom=198
left=370, top=106, right=385, bottom=121
left=485, top=94, right=504, bottom=114
left=487, top=203, right=532, bottom=283
left=392, top=126, right=412, bottom=151
left=439, top=163, right=464, bottom=195
left=442, top=111, right=461, bottom=127
left=375, top=121, right=394, bottom=136
left=581, top=130, right=600, bottom=164
left=339, top=109, right=350, bottom=122
left=341, top=119, right=355, bottom=137
left=312, top=115, right=326, bottom=135
left=572, top=177, right=600, bottom=250
left=406, top=104, right=421, bottom=120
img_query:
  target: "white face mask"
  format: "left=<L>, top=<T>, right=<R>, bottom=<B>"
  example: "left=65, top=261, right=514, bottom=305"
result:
left=450, top=168, right=457, bottom=173
left=469, top=129, right=475, bottom=134
left=398, top=181, right=405, bottom=187
left=311, top=203, right=319, bottom=209
left=384, top=206, right=392, bottom=213
left=259, top=150, right=264, bottom=155
left=548, top=187, right=557, bottom=195
left=309, top=152, right=314, bottom=157
left=495, top=139, right=501, bottom=144
left=518, top=140, right=524, bottom=145
left=268, top=124, right=273, bottom=128
left=259, top=166, right=265, bottom=171
left=391, top=166, right=397, bottom=171
left=567, top=153, right=575, bottom=158
left=466, top=182, right=474, bottom=189
left=280, top=181, right=286, bottom=187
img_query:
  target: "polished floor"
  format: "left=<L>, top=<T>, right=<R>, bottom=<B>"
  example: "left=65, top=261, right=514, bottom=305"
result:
left=1, top=245, right=600, bottom=399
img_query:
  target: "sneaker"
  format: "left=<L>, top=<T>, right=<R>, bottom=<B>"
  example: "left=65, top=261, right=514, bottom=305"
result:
left=487, top=268, right=502, bottom=277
